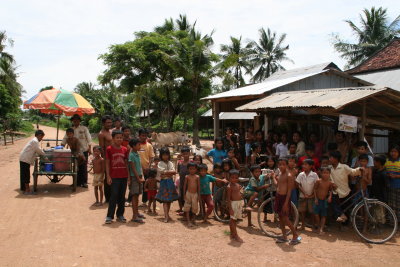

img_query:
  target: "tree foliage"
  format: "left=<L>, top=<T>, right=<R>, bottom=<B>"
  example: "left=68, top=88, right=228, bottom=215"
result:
left=332, top=7, right=400, bottom=69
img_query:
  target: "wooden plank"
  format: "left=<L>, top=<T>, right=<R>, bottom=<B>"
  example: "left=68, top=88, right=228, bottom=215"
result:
left=372, top=96, right=400, bottom=114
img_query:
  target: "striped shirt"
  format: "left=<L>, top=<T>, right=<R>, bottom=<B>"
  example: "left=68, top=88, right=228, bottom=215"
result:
left=384, top=159, right=400, bottom=188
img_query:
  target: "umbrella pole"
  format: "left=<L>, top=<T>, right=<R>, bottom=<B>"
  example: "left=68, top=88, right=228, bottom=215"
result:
left=56, top=114, right=60, bottom=146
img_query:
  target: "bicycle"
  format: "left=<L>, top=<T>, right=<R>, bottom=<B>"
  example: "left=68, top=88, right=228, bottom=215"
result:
left=335, top=187, right=398, bottom=244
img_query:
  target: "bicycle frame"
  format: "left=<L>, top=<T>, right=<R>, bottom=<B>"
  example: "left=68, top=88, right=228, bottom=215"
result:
left=339, top=189, right=377, bottom=223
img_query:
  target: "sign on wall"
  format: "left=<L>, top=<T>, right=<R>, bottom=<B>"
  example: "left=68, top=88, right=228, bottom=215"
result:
left=338, top=114, right=358, bottom=133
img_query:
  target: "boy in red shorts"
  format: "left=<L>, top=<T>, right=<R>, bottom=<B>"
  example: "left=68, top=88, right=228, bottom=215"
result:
left=274, top=158, right=301, bottom=245
left=144, top=168, right=158, bottom=214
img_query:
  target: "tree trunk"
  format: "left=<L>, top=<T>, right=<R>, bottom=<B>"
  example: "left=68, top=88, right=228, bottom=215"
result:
left=183, top=116, right=188, bottom=132
left=192, top=85, right=200, bottom=147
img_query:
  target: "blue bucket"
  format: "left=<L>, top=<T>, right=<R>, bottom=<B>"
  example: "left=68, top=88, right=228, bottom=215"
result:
left=44, top=163, right=53, bottom=172
left=54, top=146, right=63, bottom=149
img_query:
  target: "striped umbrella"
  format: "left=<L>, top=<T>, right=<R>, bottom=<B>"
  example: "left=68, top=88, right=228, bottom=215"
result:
left=24, top=88, right=95, bottom=144
left=24, top=88, right=95, bottom=116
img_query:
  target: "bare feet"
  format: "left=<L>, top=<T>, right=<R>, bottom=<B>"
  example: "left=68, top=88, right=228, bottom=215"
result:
left=187, top=222, right=194, bottom=227
left=164, top=217, right=169, bottom=223
left=233, top=235, right=244, bottom=243
left=247, top=223, right=256, bottom=228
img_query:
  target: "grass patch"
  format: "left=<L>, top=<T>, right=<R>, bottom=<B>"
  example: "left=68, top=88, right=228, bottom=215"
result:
left=19, top=121, right=35, bottom=135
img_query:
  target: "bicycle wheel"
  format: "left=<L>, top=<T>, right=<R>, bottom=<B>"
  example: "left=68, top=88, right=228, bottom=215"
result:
left=352, top=200, right=398, bottom=244
left=257, top=197, right=299, bottom=238
left=213, top=187, right=230, bottom=223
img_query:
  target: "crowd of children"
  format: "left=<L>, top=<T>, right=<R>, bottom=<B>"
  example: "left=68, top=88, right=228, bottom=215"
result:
left=20, top=120, right=400, bottom=245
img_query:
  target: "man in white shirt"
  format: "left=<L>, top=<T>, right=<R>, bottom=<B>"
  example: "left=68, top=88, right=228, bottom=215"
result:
left=275, top=133, right=289, bottom=159
left=19, top=130, right=46, bottom=194
left=62, top=114, right=92, bottom=188
left=329, top=151, right=361, bottom=222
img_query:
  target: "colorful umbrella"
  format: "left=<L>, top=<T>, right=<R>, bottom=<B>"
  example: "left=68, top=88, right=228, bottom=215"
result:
left=23, top=88, right=95, bottom=144
left=24, top=88, right=95, bottom=116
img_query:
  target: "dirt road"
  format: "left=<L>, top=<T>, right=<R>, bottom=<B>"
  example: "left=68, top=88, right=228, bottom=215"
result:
left=0, top=125, right=399, bottom=266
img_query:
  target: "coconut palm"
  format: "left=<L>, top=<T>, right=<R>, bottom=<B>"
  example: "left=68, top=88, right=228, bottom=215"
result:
left=248, top=27, right=293, bottom=83
left=332, top=7, right=400, bottom=68
left=218, top=36, right=253, bottom=88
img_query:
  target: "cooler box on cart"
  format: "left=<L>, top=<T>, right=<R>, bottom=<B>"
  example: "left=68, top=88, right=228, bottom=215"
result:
left=52, top=149, right=72, bottom=172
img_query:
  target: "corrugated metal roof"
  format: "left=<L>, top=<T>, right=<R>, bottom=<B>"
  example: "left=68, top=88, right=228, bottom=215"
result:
left=355, top=68, right=400, bottom=91
left=201, top=109, right=256, bottom=120
left=236, top=86, right=387, bottom=111
left=202, top=62, right=338, bottom=100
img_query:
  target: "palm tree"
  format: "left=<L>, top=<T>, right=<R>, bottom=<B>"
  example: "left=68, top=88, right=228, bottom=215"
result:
left=332, top=7, right=400, bottom=68
left=248, top=27, right=293, bottom=83
left=218, top=36, right=253, bottom=88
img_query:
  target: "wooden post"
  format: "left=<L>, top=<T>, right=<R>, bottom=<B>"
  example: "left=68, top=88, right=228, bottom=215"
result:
left=264, top=114, right=269, bottom=139
left=360, top=99, right=366, bottom=140
left=56, top=114, right=60, bottom=146
left=213, top=101, right=220, bottom=140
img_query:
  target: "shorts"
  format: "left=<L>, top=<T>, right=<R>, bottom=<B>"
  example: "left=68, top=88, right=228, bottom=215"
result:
left=130, top=179, right=143, bottom=195
left=274, top=193, right=291, bottom=217
left=245, top=143, right=251, bottom=157
left=183, top=191, right=199, bottom=213
left=230, top=200, right=243, bottom=220
left=92, top=173, right=104, bottom=187
left=313, top=199, right=328, bottom=217
left=243, top=190, right=256, bottom=199
left=147, top=190, right=157, bottom=200
left=298, top=198, right=314, bottom=213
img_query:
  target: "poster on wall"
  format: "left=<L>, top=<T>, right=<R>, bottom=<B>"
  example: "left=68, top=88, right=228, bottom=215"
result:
left=338, top=114, right=358, bottom=133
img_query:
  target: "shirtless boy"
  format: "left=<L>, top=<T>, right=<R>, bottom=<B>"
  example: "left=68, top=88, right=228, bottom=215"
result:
left=98, top=115, right=113, bottom=202
left=274, top=158, right=301, bottom=245
left=227, top=169, right=244, bottom=243
left=92, top=146, right=105, bottom=206
left=183, top=162, right=200, bottom=227
left=245, top=126, right=255, bottom=164
left=313, top=167, right=336, bottom=234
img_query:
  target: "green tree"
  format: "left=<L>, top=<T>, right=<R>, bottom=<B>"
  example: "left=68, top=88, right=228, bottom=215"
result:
left=218, top=36, right=252, bottom=88
left=332, top=7, right=400, bottom=68
left=248, top=28, right=293, bottom=83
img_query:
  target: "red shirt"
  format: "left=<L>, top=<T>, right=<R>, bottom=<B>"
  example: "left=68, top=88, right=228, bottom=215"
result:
left=298, top=156, right=320, bottom=171
left=121, top=139, right=130, bottom=148
left=106, top=145, right=129, bottom=178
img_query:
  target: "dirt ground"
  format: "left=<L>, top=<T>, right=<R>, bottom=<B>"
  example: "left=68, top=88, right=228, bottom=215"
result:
left=0, top=125, right=399, bottom=267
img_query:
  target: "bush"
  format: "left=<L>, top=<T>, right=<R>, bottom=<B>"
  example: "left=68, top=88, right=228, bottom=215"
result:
left=88, top=117, right=101, bottom=133
left=19, top=121, right=35, bottom=135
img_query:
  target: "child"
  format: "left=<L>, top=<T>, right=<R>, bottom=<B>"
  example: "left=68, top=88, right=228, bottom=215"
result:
left=221, top=158, right=233, bottom=181
left=128, top=138, right=146, bottom=223
left=151, top=157, right=160, bottom=169
left=105, top=130, right=130, bottom=224
left=266, top=156, right=276, bottom=171
left=227, top=147, right=240, bottom=169
left=92, top=146, right=105, bottom=206
left=199, top=164, right=227, bottom=222
left=156, top=147, right=179, bottom=223
left=177, top=146, right=191, bottom=213
left=288, top=155, right=299, bottom=207
left=19, top=130, right=46, bottom=194
left=274, top=158, right=301, bottom=245
left=121, top=126, right=131, bottom=148
left=250, top=142, right=265, bottom=167
left=144, top=168, right=158, bottom=214
left=371, top=155, right=387, bottom=203
left=63, top=128, right=85, bottom=164
left=357, top=154, right=372, bottom=197
left=206, top=137, right=227, bottom=165
left=212, top=163, right=223, bottom=193
left=298, top=144, right=320, bottom=171
left=193, top=155, right=203, bottom=166
left=245, top=126, right=255, bottom=164
left=296, top=159, right=318, bottom=230
left=384, top=145, right=400, bottom=220
left=275, top=133, right=289, bottom=159
left=313, top=167, right=336, bottom=234
left=183, top=162, right=200, bottom=227
left=318, top=156, right=331, bottom=177
left=288, top=142, right=297, bottom=156
left=227, top=169, right=244, bottom=243
left=351, top=141, right=373, bottom=168
left=244, top=165, right=271, bottom=227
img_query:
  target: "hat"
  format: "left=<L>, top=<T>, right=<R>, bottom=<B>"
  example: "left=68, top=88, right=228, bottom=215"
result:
left=70, top=114, right=82, bottom=121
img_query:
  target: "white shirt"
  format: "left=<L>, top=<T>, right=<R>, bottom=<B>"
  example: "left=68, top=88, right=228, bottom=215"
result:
left=295, top=171, right=318, bottom=197
left=330, top=163, right=361, bottom=198
left=157, top=161, right=175, bottom=181
left=62, top=125, right=92, bottom=152
left=275, top=142, right=289, bottom=158
left=19, top=137, right=45, bottom=165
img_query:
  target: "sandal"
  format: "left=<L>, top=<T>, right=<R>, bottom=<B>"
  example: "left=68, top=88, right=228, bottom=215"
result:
left=275, top=237, right=289, bottom=243
left=131, top=218, right=144, bottom=224
left=289, top=236, right=302, bottom=245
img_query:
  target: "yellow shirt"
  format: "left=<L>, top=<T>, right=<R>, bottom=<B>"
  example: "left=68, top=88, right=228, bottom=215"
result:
left=138, top=142, right=155, bottom=169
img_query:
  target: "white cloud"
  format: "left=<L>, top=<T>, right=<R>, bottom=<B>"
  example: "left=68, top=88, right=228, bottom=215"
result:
left=1, top=0, right=399, bottom=99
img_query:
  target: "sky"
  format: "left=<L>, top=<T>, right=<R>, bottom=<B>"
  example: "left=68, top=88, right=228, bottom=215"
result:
left=1, top=0, right=399, bottom=100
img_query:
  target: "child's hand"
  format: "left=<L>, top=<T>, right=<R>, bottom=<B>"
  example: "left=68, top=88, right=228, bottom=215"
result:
left=139, top=178, right=145, bottom=183
left=128, top=178, right=131, bottom=186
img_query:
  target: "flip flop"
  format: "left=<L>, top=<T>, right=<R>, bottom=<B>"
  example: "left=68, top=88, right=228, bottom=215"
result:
left=289, top=236, right=302, bottom=245
left=275, top=237, right=289, bottom=243
left=131, top=218, right=144, bottom=224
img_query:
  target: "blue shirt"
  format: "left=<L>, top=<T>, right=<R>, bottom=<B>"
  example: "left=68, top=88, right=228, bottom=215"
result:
left=200, top=174, right=216, bottom=195
left=207, top=148, right=227, bottom=164
left=128, top=151, right=143, bottom=177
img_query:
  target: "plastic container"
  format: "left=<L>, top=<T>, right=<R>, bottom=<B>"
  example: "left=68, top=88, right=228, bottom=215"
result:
left=44, top=163, right=53, bottom=172
left=53, top=149, right=72, bottom=172
left=54, top=146, right=64, bottom=150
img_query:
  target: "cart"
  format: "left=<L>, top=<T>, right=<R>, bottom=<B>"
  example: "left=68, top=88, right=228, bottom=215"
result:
left=32, top=147, right=78, bottom=192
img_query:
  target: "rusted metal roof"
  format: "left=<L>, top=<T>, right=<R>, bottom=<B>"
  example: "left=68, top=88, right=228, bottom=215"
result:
left=236, top=86, right=387, bottom=111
